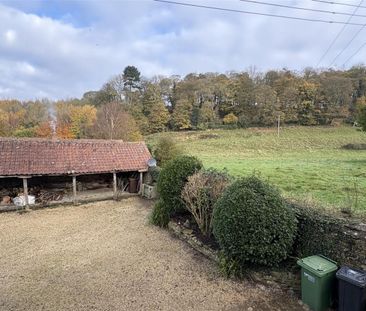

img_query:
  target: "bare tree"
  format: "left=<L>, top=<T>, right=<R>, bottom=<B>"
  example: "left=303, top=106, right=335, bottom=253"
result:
left=93, top=101, right=141, bottom=141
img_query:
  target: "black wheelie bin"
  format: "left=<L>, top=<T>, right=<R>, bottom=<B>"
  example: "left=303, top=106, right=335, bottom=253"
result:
left=336, top=266, right=366, bottom=311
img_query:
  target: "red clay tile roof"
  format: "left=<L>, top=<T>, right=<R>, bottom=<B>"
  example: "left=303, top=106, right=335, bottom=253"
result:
left=0, top=138, right=152, bottom=177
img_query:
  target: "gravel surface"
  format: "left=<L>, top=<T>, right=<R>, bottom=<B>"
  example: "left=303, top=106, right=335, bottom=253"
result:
left=0, top=198, right=304, bottom=311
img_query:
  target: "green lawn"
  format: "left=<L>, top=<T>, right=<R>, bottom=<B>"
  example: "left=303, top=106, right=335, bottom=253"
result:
left=146, top=126, right=366, bottom=217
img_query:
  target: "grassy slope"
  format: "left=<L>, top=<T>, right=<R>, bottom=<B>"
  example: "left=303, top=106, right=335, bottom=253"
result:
left=146, top=126, right=366, bottom=215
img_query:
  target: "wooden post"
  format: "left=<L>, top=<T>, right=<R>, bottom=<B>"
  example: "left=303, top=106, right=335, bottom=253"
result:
left=139, top=172, right=143, bottom=195
left=72, top=176, right=77, bottom=205
left=23, top=177, right=29, bottom=208
left=113, top=172, right=117, bottom=200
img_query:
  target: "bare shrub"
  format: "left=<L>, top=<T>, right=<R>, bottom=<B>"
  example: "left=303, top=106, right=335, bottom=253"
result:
left=182, top=169, right=230, bottom=237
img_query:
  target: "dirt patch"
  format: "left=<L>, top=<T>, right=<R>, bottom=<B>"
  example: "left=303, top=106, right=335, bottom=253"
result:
left=0, top=198, right=304, bottom=311
left=198, top=133, right=220, bottom=140
left=341, top=143, right=366, bottom=150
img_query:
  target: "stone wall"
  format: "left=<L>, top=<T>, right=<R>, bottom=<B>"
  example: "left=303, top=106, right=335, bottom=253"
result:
left=291, top=203, right=366, bottom=270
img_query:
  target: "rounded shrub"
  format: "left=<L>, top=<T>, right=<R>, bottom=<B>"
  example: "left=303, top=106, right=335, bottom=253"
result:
left=212, top=176, right=297, bottom=268
left=153, top=136, right=182, bottom=167
left=151, top=155, right=202, bottom=227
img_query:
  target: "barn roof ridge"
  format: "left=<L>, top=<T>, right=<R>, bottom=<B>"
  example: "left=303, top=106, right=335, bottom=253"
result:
left=0, top=137, right=145, bottom=145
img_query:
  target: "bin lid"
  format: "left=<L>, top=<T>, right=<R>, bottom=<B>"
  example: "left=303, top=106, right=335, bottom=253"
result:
left=297, top=255, right=338, bottom=277
left=336, top=266, right=366, bottom=288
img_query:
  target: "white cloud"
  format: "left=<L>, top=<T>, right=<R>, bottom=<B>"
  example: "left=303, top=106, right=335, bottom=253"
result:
left=16, top=62, right=36, bottom=75
left=4, top=29, right=16, bottom=44
left=0, top=1, right=365, bottom=100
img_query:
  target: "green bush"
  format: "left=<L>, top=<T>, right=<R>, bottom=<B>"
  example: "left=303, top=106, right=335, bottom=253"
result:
left=148, top=166, right=161, bottom=184
left=14, top=127, right=35, bottom=137
left=212, top=176, right=297, bottom=269
left=182, top=169, right=231, bottom=237
left=151, top=155, right=202, bottom=227
left=357, top=105, right=366, bottom=131
left=153, top=136, right=182, bottom=166
left=223, top=113, right=238, bottom=125
left=150, top=200, right=170, bottom=227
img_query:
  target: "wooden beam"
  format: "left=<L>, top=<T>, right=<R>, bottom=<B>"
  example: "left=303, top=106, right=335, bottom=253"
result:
left=72, top=176, right=77, bottom=205
left=113, top=172, right=117, bottom=200
left=22, top=178, right=29, bottom=208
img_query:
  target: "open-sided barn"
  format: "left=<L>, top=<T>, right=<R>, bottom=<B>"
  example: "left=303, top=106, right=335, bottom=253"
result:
left=0, top=138, right=152, bottom=208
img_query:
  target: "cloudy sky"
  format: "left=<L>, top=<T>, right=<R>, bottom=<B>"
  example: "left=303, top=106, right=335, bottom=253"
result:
left=1, top=0, right=366, bottom=100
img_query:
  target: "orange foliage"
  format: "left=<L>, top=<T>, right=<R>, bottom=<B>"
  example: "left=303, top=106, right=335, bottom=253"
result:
left=56, top=123, right=75, bottom=139
left=35, top=122, right=53, bottom=138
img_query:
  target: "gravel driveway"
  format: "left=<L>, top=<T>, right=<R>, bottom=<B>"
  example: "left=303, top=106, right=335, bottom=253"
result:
left=0, top=198, right=304, bottom=311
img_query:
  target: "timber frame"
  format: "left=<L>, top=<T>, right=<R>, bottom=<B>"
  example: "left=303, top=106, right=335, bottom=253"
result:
left=0, top=170, right=147, bottom=209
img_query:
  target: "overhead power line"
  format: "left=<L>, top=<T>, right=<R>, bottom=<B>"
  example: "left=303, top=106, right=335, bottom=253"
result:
left=329, top=22, right=366, bottom=66
left=239, top=0, right=366, bottom=18
left=312, top=0, right=366, bottom=10
left=342, top=41, right=366, bottom=65
left=316, top=0, right=364, bottom=67
left=153, top=0, right=366, bottom=26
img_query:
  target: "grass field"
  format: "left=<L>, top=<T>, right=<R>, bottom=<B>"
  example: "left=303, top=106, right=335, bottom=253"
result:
left=146, top=126, right=366, bottom=217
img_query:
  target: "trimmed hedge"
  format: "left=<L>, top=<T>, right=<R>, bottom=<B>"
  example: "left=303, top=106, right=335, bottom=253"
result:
left=213, top=176, right=297, bottom=269
left=150, top=199, right=169, bottom=227
left=151, top=155, right=202, bottom=227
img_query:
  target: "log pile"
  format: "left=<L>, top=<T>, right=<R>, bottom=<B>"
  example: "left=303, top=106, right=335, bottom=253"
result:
left=36, top=189, right=64, bottom=203
left=0, top=187, right=65, bottom=205
left=1, top=178, right=112, bottom=206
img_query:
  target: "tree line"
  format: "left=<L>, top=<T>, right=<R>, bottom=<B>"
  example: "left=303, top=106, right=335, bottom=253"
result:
left=1, top=65, right=366, bottom=140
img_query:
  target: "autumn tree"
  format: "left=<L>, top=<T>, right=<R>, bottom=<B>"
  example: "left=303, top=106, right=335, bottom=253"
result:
left=142, top=83, right=169, bottom=133
left=171, top=98, right=192, bottom=130
left=226, top=73, right=255, bottom=124
left=93, top=101, right=141, bottom=141
left=253, top=84, right=278, bottom=125
left=0, top=100, right=26, bottom=136
left=356, top=96, right=366, bottom=130
left=23, top=100, right=49, bottom=128
left=92, top=83, right=120, bottom=106
left=196, top=102, right=218, bottom=129
left=35, top=122, right=53, bottom=138
left=56, top=101, right=97, bottom=139
left=70, top=105, right=97, bottom=138
left=297, top=80, right=318, bottom=125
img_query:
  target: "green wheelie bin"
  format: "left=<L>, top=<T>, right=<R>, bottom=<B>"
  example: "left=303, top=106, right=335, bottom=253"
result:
left=297, top=255, right=338, bottom=311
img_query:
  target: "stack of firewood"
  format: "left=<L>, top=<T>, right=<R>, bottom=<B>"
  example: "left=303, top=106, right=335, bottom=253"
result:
left=35, top=189, right=64, bottom=203
left=0, top=189, right=9, bottom=197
